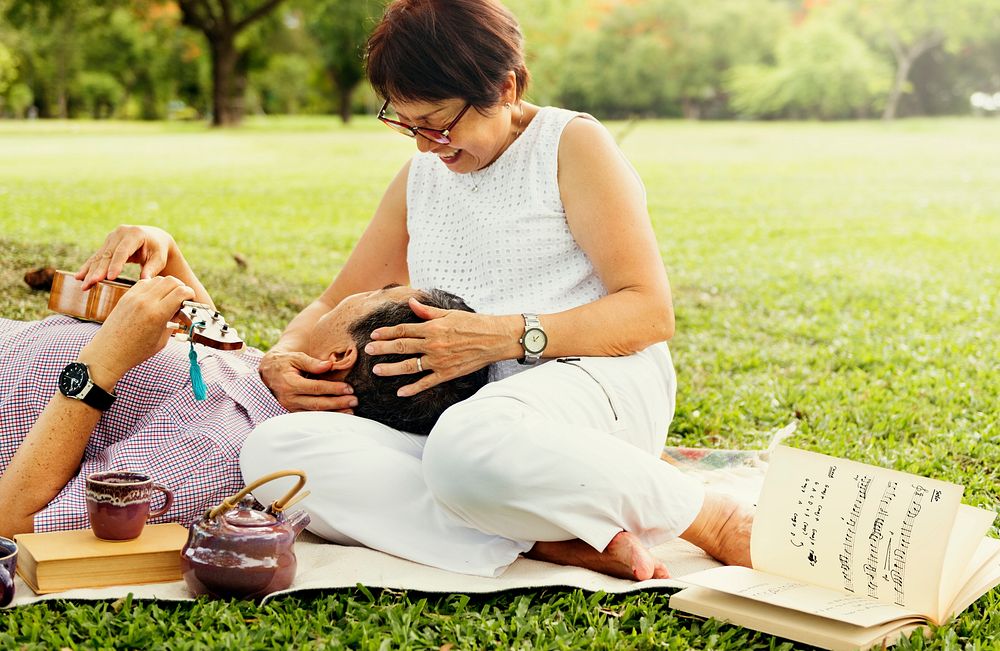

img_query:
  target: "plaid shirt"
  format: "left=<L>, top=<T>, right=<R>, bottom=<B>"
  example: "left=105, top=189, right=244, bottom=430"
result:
left=0, top=316, right=287, bottom=532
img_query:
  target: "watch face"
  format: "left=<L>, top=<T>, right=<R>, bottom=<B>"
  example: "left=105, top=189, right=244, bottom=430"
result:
left=523, top=328, right=547, bottom=354
left=59, top=362, right=89, bottom=397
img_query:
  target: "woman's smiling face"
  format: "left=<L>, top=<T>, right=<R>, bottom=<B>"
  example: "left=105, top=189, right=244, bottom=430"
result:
left=390, top=97, right=515, bottom=173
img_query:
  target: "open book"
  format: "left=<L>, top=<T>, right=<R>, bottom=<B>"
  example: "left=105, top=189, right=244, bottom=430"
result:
left=670, top=446, right=1000, bottom=651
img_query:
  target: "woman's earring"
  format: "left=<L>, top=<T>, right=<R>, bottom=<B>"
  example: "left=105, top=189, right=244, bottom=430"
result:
left=504, top=102, right=511, bottom=109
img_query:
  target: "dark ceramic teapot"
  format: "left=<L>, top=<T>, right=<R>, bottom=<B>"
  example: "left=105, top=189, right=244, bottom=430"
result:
left=181, top=470, right=311, bottom=599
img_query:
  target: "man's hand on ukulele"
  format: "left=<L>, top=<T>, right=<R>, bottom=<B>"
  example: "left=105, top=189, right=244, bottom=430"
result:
left=259, top=350, right=358, bottom=414
left=79, top=276, right=195, bottom=384
left=76, top=225, right=177, bottom=290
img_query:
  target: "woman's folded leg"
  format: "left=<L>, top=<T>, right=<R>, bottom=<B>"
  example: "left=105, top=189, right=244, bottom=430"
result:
left=240, top=411, right=532, bottom=577
left=421, top=348, right=704, bottom=553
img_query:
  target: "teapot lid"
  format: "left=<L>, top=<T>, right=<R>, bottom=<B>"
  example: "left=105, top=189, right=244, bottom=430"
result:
left=223, top=496, right=276, bottom=528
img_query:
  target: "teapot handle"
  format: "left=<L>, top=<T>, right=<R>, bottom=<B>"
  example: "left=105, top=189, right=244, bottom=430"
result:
left=208, top=469, right=310, bottom=519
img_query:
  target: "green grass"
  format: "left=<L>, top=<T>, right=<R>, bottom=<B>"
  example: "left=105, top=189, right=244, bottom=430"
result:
left=1, top=116, right=998, bottom=649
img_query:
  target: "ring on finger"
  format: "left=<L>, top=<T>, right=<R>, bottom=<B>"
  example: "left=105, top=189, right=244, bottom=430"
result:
left=416, top=356, right=424, bottom=373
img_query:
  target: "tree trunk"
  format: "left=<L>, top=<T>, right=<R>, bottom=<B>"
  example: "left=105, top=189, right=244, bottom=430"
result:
left=882, top=55, right=913, bottom=121
left=179, top=0, right=287, bottom=127
left=881, top=33, right=942, bottom=121
left=55, top=41, right=68, bottom=119
left=681, top=98, right=701, bottom=120
left=339, top=85, right=353, bottom=124
left=210, top=31, right=244, bottom=127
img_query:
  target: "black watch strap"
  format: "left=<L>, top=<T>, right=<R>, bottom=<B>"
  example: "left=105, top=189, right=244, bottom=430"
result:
left=59, top=362, right=116, bottom=411
left=80, top=382, right=116, bottom=410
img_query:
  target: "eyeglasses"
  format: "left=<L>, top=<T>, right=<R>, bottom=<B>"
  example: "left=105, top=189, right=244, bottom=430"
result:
left=378, top=100, right=471, bottom=145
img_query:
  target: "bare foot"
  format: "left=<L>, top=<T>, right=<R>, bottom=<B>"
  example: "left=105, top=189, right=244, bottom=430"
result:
left=679, top=491, right=754, bottom=567
left=526, top=531, right=670, bottom=581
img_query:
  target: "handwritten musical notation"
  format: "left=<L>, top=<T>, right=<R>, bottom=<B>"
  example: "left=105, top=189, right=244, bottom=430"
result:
left=788, top=476, right=830, bottom=566
left=749, top=446, right=976, bottom=621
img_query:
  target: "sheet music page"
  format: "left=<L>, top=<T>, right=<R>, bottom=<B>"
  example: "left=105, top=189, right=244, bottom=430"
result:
left=750, top=446, right=964, bottom=618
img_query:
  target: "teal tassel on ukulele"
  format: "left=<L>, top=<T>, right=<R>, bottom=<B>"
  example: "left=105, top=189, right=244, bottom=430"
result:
left=187, top=322, right=207, bottom=400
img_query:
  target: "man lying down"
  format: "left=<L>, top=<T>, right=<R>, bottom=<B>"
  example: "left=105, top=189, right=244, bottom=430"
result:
left=0, top=273, right=485, bottom=539
left=1, top=227, right=752, bottom=581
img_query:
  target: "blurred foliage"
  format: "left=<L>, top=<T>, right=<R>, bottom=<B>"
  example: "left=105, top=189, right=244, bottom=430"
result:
left=304, top=0, right=387, bottom=122
left=1, top=0, right=999, bottom=122
left=557, top=0, right=787, bottom=119
left=0, top=40, right=15, bottom=93
left=728, top=18, right=891, bottom=119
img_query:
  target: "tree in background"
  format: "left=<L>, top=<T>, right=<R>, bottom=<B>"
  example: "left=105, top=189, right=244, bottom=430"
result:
left=503, top=0, right=596, bottom=107
left=831, top=0, right=1000, bottom=119
left=2, top=0, right=1000, bottom=122
left=176, top=0, right=288, bottom=126
left=302, top=0, right=386, bottom=123
left=0, top=41, right=15, bottom=95
left=1, top=0, right=206, bottom=119
left=3, top=0, right=112, bottom=118
left=727, top=17, right=890, bottom=119
left=904, top=34, right=1000, bottom=115
left=555, top=0, right=787, bottom=118
left=86, top=4, right=204, bottom=119
left=0, top=0, right=20, bottom=113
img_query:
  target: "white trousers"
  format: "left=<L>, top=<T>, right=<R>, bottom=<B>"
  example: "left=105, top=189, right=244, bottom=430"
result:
left=240, top=343, right=704, bottom=577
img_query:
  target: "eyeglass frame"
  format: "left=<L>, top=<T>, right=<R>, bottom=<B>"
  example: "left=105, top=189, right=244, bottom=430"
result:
left=377, top=99, right=472, bottom=145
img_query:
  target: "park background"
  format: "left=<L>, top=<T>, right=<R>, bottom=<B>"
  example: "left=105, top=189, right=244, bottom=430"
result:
left=1, top=0, right=999, bottom=649
left=1, top=0, right=1000, bottom=124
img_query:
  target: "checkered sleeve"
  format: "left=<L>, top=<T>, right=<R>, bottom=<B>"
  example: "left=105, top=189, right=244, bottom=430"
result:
left=0, top=316, right=280, bottom=533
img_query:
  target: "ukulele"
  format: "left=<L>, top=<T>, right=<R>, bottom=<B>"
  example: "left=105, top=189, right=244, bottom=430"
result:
left=48, top=270, right=244, bottom=351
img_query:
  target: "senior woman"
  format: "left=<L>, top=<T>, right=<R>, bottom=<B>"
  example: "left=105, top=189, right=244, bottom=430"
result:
left=241, top=0, right=752, bottom=579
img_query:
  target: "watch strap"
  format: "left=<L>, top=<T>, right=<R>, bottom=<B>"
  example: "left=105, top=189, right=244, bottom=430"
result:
left=79, top=381, right=116, bottom=410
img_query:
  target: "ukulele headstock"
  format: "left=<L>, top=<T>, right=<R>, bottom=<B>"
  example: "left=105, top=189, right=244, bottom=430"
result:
left=172, top=302, right=244, bottom=351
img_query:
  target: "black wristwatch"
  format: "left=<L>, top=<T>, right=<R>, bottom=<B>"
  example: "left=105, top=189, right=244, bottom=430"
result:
left=518, top=313, right=548, bottom=365
left=58, top=362, right=116, bottom=411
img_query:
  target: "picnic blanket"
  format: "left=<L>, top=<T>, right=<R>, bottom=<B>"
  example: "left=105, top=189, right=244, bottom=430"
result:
left=7, top=425, right=794, bottom=607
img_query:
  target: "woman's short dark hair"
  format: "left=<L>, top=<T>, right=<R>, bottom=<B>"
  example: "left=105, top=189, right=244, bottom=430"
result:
left=345, top=288, right=489, bottom=435
left=366, top=0, right=530, bottom=110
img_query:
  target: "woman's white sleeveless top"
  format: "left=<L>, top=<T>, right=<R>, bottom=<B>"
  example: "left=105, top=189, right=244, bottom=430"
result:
left=406, top=106, right=609, bottom=381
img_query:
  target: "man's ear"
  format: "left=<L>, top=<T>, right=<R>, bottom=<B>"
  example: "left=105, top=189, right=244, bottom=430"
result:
left=329, top=345, right=358, bottom=371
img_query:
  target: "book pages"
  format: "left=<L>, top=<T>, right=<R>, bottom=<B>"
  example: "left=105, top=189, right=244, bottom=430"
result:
left=669, top=586, right=925, bottom=651
left=750, top=446, right=964, bottom=619
left=945, top=537, right=1000, bottom=618
left=678, top=566, right=920, bottom=628
left=936, top=505, right=997, bottom=617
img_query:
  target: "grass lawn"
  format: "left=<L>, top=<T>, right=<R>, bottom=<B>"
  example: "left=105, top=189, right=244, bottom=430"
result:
left=1, top=116, right=998, bottom=649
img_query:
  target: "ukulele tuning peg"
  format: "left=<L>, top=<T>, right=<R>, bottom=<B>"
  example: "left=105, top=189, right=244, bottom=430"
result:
left=221, top=324, right=229, bottom=332
left=213, top=311, right=220, bottom=319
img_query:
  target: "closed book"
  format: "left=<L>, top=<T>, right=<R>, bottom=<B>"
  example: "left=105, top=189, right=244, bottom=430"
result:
left=14, top=523, right=189, bottom=594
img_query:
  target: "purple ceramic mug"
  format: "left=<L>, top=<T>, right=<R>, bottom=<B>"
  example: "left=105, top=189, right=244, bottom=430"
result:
left=86, top=471, right=173, bottom=541
left=0, top=537, right=16, bottom=608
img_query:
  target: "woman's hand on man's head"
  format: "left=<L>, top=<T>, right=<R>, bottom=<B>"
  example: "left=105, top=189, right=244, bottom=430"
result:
left=259, top=350, right=358, bottom=413
left=365, top=297, right=520, bottom=397
left=76, top=224, right=177, bottom=290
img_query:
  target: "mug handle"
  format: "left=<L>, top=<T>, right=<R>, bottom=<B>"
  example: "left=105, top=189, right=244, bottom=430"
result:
left=0, top=563, right=13, bottom=608
left=147, top=483, right=174, bottom=519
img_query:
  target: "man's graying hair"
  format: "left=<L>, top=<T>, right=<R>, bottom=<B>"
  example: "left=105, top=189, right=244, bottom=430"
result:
left=345, top=289, right=489, bottom=435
